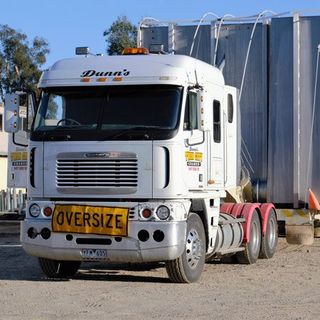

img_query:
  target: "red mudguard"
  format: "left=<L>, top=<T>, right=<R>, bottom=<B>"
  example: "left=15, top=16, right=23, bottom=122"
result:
left=220, top=202, right=276, bottom=243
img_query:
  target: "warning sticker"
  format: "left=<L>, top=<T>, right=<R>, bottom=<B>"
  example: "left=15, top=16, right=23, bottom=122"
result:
left=185, top=151, right=195, bottom=161
left=195, top=152, right=203, bottom=161
left=185, top=151, right=203, bottom=170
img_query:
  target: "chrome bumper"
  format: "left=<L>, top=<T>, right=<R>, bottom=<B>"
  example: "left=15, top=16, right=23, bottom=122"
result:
left=21, top=218, right=187, bottom=263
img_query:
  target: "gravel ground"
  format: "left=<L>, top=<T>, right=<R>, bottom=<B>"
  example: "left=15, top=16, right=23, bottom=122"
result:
left=0, top=223, right=319, bottom=320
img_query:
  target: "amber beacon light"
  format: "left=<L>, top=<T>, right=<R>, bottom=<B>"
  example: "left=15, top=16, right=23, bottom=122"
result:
left=122, top=47, right=149, bottom=55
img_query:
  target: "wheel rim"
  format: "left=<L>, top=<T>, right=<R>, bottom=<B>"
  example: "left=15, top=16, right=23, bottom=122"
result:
left=251, top=219, right=260, bottom=255
left=267, top=215, right=277, bottom=249
left=186, top=228, right=203, bottom=269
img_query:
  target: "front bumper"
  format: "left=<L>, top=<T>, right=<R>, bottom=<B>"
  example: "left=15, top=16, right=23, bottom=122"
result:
left=21, top=211, right=187, bottom=263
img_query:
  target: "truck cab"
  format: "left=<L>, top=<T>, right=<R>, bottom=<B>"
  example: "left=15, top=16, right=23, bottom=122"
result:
left=4, top=49, right=277, bottom=283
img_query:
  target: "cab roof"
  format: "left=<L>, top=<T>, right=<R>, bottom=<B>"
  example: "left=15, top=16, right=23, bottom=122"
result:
left=38, top=54, right=225, bottom=88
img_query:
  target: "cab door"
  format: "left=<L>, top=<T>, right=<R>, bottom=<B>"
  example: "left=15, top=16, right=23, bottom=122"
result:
left=208, top=85, right=225, bottom=188
left=224, top=86, right=238, bottom=189
left=182, top=89, right=206, bottom=191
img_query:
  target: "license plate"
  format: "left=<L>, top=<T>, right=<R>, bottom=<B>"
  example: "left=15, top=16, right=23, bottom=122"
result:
left=52, top=205, right=129, bottom=236
left=81, top=249, right=107, bottom=260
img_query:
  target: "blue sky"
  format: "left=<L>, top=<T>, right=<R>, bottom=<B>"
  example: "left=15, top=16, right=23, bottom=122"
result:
left=0, top=0, right=319, bottom=67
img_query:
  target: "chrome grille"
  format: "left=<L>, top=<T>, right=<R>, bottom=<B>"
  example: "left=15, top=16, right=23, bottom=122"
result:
left=56, top=157, right=138, bottom=188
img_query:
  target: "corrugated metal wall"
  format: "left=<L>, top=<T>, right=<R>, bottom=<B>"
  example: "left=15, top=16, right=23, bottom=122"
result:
left=140, top=26, right=169, bottom=52
left=213, top=23, right=268, bottom=186
left=175, top=25, right=211, bottom=62
left=140, top=14, right=320, bottom=207
left=268, top=17, right=294, bottom=204
left=295, top=16, right=320, bottom=206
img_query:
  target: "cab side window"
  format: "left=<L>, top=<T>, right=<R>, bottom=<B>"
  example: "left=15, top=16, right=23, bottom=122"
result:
left=213, top=100, right=221, bottom=143
left=184, top=92, right=198, bottom=130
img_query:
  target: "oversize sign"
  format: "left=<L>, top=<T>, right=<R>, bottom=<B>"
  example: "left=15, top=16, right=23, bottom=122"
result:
left=52, top=205, right=129, bottom=236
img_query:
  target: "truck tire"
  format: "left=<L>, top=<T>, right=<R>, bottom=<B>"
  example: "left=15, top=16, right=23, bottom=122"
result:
left=165, top=213, right=205, bottom=283
left=236, top=210, right=261, bottom=264
left=38, top=258, right=81, bottom=279
left=259, top=209, right=278, bottom=259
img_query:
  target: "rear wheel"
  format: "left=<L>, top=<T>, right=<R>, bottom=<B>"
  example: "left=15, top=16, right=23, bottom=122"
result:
left=165, top=213, right=206, bottom=283
left=236, top=210, right=261, bottom=264
left=259, top=209, right=278, bottom=259
left=38, top=258, right=81, bottom=279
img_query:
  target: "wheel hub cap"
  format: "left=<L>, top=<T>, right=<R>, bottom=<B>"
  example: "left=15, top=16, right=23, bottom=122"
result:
left=186, top=228, right=203, bottom=269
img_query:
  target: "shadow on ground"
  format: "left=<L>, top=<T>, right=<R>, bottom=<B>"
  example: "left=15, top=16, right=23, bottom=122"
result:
left=0, top=233, right=170, bottom=283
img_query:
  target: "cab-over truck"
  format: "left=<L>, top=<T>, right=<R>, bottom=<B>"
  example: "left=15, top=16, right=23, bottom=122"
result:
left=4, top=47, right=278, bottom=283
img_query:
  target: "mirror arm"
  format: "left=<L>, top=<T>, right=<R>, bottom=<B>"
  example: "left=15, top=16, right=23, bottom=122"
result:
left=12, top=132, right=28, bottom=147
left=185, top=131, right=205, bottom=146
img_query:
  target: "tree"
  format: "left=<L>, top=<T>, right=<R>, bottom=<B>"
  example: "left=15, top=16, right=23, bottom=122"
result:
left=103, top=16, right=137, bottom=55
left=0, top=24, right=49, bottom=100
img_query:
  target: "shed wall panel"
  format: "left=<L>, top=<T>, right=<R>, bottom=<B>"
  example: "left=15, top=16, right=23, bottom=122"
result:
left=268, top=17, right=294, bottom=203
left=299, top=17, right=320, bottom=202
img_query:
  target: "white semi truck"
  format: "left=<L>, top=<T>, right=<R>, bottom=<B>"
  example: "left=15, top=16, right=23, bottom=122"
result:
left=4, top=47, right=278, bottom=283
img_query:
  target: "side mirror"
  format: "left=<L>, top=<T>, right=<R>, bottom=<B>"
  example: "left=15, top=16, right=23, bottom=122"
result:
left=27, top=93, right=36, bottom=132
left=4, top=93, right=20, bottom=133
left=4, top=91, right=36, bottom=133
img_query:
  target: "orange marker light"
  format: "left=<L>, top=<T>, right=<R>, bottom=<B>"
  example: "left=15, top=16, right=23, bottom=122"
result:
left=122, top=47, right=149, bottom=55
left=113, top=77, right=123, bottom=82
left=81, top=77, right=90, bottom=82
left=43, top=207, right=53, bottom=217
left=142, top=208, right=152, bottom=219
left=96, top=77, right=107, bottom=82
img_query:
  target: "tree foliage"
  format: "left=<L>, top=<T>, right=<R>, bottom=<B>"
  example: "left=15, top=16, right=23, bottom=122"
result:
left=103, top=16, right=137, bottom=55
left=0, top=24, right=50, bottom=100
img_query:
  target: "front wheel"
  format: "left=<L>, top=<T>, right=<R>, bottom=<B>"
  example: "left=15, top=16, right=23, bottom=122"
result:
left=165, top=213, right=206, bottom=283
left=38, top=258, right=81, bottom=279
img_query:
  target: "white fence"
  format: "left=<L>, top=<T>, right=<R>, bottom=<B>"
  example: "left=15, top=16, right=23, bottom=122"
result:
left=0, top=188, right=26, bottom=214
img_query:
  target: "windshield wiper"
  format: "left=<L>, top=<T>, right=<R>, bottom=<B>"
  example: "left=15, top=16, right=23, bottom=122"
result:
left=54, top=124, right=94, bottom=130
left=56, top=118, right=82, bottom=127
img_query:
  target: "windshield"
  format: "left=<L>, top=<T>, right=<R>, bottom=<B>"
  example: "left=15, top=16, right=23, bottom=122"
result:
left=31, top=85, right=183, bottom=141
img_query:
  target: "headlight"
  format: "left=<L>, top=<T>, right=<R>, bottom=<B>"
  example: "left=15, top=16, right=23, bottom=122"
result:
left=156, top=205, right=170, bottom=220
left=29, top=203, right=41, bottom=217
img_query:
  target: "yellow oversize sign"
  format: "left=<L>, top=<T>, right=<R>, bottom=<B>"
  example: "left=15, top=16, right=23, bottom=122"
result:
left=52, top=205, right=129, bottom=236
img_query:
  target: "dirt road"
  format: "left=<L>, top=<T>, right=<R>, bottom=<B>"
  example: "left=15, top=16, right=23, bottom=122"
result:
left=0, top=222, right=319, bottom=320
